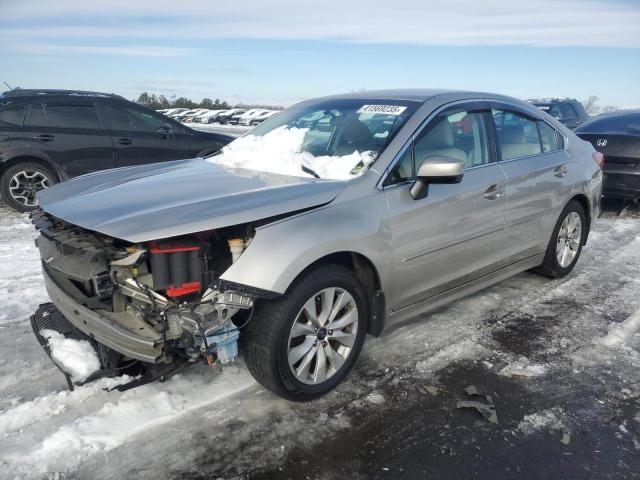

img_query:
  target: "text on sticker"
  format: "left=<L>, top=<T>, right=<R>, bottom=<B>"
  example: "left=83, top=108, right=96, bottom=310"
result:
left=357, top=105, right=407, bottom=115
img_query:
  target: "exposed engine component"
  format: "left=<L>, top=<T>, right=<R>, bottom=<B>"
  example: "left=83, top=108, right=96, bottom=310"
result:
left=31, top=208, right=259, bottom=373
left=227, top=238, right=245, bottom=263
left=149, top=242, right=203, bottom=297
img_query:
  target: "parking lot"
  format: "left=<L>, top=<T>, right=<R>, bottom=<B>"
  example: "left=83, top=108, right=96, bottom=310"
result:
left=0, top=199, right=638, bottom=479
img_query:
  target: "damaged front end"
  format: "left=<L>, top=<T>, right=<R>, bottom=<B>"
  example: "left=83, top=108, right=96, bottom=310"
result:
left=30, top=208, right=274, bottom=388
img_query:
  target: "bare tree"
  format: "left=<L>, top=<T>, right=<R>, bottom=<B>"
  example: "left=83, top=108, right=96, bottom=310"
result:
left=583, top=95, right=600, bottom=115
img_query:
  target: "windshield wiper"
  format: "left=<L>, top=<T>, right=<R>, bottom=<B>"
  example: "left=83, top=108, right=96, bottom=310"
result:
left=301, top=165, right=321, bottom=179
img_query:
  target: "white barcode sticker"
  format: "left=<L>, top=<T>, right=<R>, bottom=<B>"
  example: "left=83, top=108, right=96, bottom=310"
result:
left=357, top=105, right=407, bottom=115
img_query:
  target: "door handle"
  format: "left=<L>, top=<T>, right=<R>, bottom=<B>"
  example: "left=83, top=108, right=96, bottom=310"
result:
left=554, top=165, right=568, bottom=178
left=484, top=184, right=504, bottom=200
left=34, top=134, right=55, bottom=142
left=115, top=137, right=132, bottom=146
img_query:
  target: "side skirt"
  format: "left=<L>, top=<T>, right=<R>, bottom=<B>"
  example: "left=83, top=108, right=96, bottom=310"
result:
left=382, top=253, right=544, bottom=333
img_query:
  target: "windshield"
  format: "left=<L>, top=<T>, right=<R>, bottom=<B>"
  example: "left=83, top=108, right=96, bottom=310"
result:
left=207, top=98, right=419, bottom=180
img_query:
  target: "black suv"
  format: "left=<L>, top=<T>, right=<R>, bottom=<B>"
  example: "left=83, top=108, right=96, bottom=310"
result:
left=0, top=89, right=233, bottom=212
left=527, top=98, right=590, bottom=130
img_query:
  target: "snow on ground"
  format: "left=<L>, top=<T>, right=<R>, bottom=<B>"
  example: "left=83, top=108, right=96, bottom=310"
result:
left=517, top=407, right=566, bottom=434
left=0, top=201, right=639, bottom=478
left=207, top=125, right=375, bottom=180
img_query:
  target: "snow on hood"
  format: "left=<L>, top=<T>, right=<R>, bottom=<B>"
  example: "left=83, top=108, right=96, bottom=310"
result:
left=207, top=126, right=376, bottom=180
left=40, top=330, right=101, bottom=382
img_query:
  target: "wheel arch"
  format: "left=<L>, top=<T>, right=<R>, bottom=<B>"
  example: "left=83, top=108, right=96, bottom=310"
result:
left=283, top=251, right=386, bottom=337
left=566, top=193, right=592, bottom=245
left=0, top=154, right=63, bottom=182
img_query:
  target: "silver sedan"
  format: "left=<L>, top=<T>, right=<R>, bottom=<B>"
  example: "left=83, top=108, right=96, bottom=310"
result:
left=33, top=89, right=603, bottom=400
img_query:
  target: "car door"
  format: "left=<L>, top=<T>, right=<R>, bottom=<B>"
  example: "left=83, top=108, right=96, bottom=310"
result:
left=383, top=102, right=508, bottom=311
left=490, top=104, right=574, bottom=267
left=98, top=100, right=193, bottom=167
left=23, top=101, right=115, bottom=178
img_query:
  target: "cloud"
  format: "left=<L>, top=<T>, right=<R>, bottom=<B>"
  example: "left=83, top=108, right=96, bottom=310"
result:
left=1, top=0, right=639, bottom=48
left=11, top=45, right=199, bottom=57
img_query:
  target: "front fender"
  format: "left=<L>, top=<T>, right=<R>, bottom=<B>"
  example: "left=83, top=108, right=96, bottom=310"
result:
left=219, top=191, right=391, bottom=295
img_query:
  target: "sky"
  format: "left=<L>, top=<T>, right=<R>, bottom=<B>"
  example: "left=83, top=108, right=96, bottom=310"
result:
left=0, top=0, right=639, bottom=108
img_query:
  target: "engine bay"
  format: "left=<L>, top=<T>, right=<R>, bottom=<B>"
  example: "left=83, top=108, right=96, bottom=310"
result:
left=31, top=208, right=262, bottom=372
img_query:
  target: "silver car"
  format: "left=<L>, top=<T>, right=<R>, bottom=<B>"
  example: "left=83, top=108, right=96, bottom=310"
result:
left=31, top=90, right=603, bottom=400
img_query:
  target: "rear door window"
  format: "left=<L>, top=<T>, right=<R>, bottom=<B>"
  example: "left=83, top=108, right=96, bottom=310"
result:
left=492, top=109, right=542, bottom=160
left=25, top=103, right=48, bottom=127
left=537, top=121, right=562, bottom=152
left=26, top=103, right=102, bottom=129
left=0, top=105, right=26, bottom=127
left=45, top=104, right=101, bottom=129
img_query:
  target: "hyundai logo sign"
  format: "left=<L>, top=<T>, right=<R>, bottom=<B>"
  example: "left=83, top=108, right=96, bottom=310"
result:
left=596, top=139, right=608, bottom=147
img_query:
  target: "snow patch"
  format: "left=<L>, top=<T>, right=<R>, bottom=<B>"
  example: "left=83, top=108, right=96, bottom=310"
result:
left=600, top=308, right=640, bottom=347
left=498, top=357, right=547, bottom=378
left=40, top=330, right=101, bottom=383
left=0, top=376, right=133, bottom=435
left=208, top=126, right=375, bottom=180
left=3, top=369, right=254, bottom=475
left=365, top=392, right=385, bottom=405
left=415, top=339, right=485, bottom=374
left=518, top=407, right=565, bottom=434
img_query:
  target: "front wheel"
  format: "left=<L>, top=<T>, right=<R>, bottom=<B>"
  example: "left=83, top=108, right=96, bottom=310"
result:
left=242, top=265, right=369, bottom=401
left=534, top=200, right=586, bottom=278
left=0, top=162, right=57, bottom=212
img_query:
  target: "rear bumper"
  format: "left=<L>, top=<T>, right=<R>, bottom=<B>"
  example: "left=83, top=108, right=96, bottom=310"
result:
left=43, top=267, right=165, bottom=363
left=603, top=168, right=640, bottom=198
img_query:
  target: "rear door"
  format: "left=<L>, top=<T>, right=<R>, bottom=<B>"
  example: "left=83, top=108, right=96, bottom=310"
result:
left=23, top=101, right=115, bottom=178
left=490, top=103, right=573, bottom=266
left=383, top=101, right=508, bottom=311
left=98, top=100, right=193, bottom=167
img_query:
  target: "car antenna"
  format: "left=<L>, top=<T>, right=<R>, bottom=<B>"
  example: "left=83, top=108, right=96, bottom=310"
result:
left=3, top=82, right=14, bottom=90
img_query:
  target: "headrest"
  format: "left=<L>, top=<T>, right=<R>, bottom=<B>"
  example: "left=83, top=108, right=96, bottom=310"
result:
left=424, top=119, right=454, bottom=147
left=337, top=117, right=372, bottom=144
left=498, top=125, right=525, bottom=144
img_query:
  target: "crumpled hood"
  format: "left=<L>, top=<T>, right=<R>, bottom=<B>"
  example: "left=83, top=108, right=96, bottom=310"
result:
left=37, top=159, right=346, bottom=242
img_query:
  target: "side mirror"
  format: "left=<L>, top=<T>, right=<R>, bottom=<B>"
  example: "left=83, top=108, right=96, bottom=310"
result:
left=156, top=124, right=173, bottom=138
left=410, top=156, right=465, bottom=200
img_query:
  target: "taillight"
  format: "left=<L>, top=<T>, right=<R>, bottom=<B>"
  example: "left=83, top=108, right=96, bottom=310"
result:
left=593, top=151, right=604, bottom=170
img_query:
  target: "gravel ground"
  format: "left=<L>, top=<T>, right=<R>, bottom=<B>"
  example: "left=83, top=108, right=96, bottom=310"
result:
left=0, top=199, right=638, bottom=479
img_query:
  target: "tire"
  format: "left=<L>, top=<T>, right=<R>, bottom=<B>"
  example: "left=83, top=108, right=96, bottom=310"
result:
left=242, top=264, right=369, bottom=401
left=534, top=200, right=587, bottom=278
left=0, top=162, right=57, bottom=212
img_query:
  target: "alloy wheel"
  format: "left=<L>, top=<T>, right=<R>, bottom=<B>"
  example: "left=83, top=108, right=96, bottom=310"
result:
left=8, top=170, right=51, bottom=207
left=556, top=211, right=582, bottom=268
left=287, top=287, right=359, bottom=385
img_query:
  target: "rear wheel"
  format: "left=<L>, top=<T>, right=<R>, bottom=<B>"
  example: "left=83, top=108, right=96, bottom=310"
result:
left=534, top=200, right=586, bottom=278
left=242, top=265, right=369, bottom=401
left=1, top=162, right=57, bottom=212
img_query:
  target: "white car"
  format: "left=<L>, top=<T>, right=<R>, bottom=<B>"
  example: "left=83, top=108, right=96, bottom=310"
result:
left=217, top=109, right=247, bottom=124
left=250, top=110, right=279, bottom=126
left=183, top=109, right=211, bottom=123
left=163, top=108, right=188, bottom=117
left=237, top=109, right=270, bottom=126
left=195, top=110, right=228, bottom=124
left=173, top=109, right=208, bottom=121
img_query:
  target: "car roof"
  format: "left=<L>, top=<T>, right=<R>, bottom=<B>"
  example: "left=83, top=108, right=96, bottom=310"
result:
left=526, top=98, right=579, bottom=104
left=313, top=89, right=522, bottom=105
left=318, top=89, right=452, bottom=102
left=1, top=89, right=125, bottom=100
